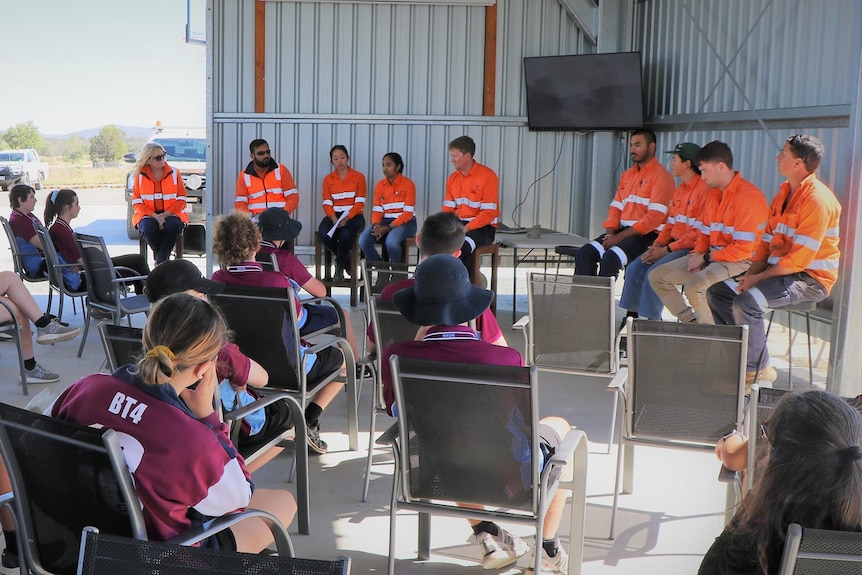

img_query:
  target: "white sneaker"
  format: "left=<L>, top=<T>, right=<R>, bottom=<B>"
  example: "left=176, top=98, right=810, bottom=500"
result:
left=527, top=545, right=569, bottom=574
left=35, top=319, right=80, bottom=345
left=20, top=362, right=60, bottom=384
left=475, top=528, right=529, bottom=570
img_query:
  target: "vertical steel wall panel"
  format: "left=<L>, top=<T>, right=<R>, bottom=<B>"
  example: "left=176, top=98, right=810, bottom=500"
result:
left=210, top=0, right=599, bottom=242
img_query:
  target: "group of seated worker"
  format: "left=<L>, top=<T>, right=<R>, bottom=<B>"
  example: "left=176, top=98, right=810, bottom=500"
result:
left=234, top=135, right=499, bottom=284
left=699, top=389, right=862, bottom=575
left=577, top=130, right=841, bottom=390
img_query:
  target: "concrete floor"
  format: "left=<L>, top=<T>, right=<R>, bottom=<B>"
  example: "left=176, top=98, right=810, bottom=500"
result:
left=0, top=195, right=829, bottom=573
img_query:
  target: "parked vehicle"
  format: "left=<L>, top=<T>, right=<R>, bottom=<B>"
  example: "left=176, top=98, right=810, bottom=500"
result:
left=0, top=149, right=49, bottom=191
left=123, top=124, right=206, bottom=242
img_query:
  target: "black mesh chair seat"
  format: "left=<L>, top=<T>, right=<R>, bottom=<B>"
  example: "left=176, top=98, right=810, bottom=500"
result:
left=608, top=319, right=748, bottom=539
left=514, top=273, right=619, bottom=453
left=777, top=523, right=862, bottom=575
left=74, top=232, right=150, bottom=358
left=77, top=529, right=351, bottom=575
left=633, top=404, right=738, bottom=443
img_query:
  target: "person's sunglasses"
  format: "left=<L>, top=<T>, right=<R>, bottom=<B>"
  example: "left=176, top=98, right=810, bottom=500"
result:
left=153, top=153, right=167, bottom=161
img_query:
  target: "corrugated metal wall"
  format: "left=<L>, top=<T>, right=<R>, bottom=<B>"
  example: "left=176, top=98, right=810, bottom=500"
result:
left=637, top=0, right=860, bottom=203
left=210, top=0, right=601, bottom=247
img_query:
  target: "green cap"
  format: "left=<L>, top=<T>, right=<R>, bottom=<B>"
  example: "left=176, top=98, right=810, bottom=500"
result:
left=664, top=142, right=701, bottom=163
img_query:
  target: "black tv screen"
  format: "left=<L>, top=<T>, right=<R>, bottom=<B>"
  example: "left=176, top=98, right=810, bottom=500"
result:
left=524, top=52, right=644, bottom=131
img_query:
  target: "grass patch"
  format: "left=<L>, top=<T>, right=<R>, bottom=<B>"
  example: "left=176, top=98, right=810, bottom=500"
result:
left=44, top=157, right=129, bottom=186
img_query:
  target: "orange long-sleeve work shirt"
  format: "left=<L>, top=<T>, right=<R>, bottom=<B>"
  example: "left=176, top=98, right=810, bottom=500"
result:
left=443, top=162, right=499, bottom=231
left=603, top=157, right=675, bottom=235
left=753, top=173, right=841, bottom=293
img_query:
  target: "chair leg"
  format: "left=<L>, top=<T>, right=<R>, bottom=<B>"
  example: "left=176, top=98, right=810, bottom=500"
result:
left=77, top=311, right=92, bottom=358
left=805, top=312, right=813, bottom=385
left=417, top=512, right=431, bottom=561
left=57, top=291, right=65, bottom=322
left=388, top=460, right=400, bottom=575
left=755, top=310, right=776, bottom=382
left=361, top=405, right=379, bottom=502
left=13, top=331, right=28, bottom=396
left=786, top=310, right=793, bottom=384
left=609, top=438, right=625, bottom=540
left=605, top=389, right=619, bottom=455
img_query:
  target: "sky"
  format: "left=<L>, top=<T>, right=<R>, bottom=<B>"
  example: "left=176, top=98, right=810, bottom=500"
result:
left=2, top=0, right=206, bottom=136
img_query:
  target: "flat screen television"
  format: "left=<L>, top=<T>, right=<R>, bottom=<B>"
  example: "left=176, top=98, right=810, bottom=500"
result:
left=523, top=52, right=644, bottom=131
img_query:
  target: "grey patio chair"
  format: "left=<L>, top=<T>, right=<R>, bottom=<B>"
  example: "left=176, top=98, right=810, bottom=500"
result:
left=77, top=527, right=351, bottom=575
left=0, top=402, right=293, bottom=575
left=360, top=295, right=422, bottom=502
left=513, top=273, right=619, bottom=452
left=607, top=318, right=748, bottom=539
left=211, top=284, right=359, bottom=535
left=73, top=232, right=149, bottom=358
left=0, top=298, right=29, bottom=394
left=34, top=224, right=86, bottom=322
left=777, top=523, right=862, bottom=575
left=0, top=215, right=52, bottom=314
left=383, top=356, right=589, bottom=575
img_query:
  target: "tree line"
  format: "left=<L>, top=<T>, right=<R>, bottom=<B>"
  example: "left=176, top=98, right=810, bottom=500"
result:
left=0, top=121, right=146, bottom=164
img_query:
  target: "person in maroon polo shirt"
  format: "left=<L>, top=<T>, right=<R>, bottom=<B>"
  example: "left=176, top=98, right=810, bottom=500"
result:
left=380, top=254, right=574, bottom=574
left=365, top=211, right=506, bottom=354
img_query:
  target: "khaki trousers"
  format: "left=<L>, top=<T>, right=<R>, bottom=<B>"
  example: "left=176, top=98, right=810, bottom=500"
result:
left=648, top=255, right=751, bottom=323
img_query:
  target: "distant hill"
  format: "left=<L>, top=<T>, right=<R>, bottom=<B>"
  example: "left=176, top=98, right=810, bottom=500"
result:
left=45, top=126, right=152, bottom=139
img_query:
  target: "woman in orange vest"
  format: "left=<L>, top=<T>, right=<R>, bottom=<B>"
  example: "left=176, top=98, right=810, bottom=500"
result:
left=131, top=143, right=189, bottom=264
left=359, top=152, right=417, bottom=263
left=316, top=145, right=367, bottom=281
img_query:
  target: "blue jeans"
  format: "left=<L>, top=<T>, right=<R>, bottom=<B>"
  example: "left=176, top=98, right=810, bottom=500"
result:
left=707, top=273, right=828, bottom=371
left=138, top=215, right=185, bottom=265
left=359, top=217, right=417, bottom=262
left=317, top=214, right=365, bottom=270
left=619, top=248, right=689, bottom=319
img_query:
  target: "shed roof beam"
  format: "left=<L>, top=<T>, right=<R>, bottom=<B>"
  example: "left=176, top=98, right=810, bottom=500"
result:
left=557, top=0, right=598, bottom=46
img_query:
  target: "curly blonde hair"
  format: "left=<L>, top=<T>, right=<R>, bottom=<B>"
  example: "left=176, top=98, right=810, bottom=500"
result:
left=136, top=293, right=226, bottom=386
left=211, top=212, right=261, bottom=267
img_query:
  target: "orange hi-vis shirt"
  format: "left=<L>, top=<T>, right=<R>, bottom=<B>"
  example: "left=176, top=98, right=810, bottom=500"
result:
left=753, top=173, right=841, bottom=293
left=321, top=167, right=367, bottom=220
left=235, top=160, right=299, bottom=214
left=694, top=172, right=768, bottom=263
left=654, top=174, right=714, bottom=251
left=132, top=164, right=189, bottom=227
left=371, top=174, right=417, bottom=227
left=443, top=161, right=499, bottom=230
left=603, top=157, right=675, bottom=235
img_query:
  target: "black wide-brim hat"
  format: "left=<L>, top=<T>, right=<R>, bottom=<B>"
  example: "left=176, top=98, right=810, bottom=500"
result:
left=258, top=207, right=303, bottom=241
left=393, top=254, right=493, bottom=326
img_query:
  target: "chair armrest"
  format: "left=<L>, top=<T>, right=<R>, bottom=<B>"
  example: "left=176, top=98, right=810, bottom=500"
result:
left=512, top=315, right=529, bottom=331
left=607, top=367, right=628, bottom=392
left=376, top=422, right=399, bottom=446
left=0, top=491, right=14, bottom=509
left=166, top=508, right=294, bottom=557
left=717, top=465, right=738, bottom=484
left=223, top=391, right=299, bottom=422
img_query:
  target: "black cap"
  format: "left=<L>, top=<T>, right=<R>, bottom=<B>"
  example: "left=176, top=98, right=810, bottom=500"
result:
left=258, top=207, right=302, bottom=241
left=145, top=260, right=224, bottom=302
